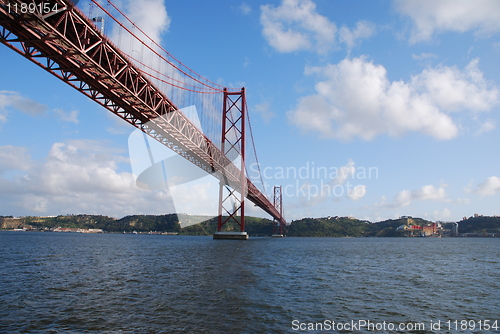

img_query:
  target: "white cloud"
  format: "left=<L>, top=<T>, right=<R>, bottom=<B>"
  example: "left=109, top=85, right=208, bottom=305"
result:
left=0, top=140, right=179, bottom=217
left=0, top=91, right=48, bottom=122
left=348, top=184, right=366, bottom=201
left=109, top=0, right=170, bottom=62
left=37, top=141, right=131, bottom=195
left=394, top=0, right=500, bottom=43
left=412, top=52, right=437, bottom=60
left=474, top=176, right=500, bottom=197
left=476, top=119, right=496, bottom=135
left=339, top=21, right=375, bottom=50
left=239, top=3, right=252, bottom=15
left=244, top=57, right=250, bottom=67
left=413, top=185, right=446, bottom=200
left=260, top=0, right=336, bottom=54
left=107, top=126, right=130, bottom=135
left=0, top=145, right=32, bottom=174
left=413, top=59, right=498, bottom=112
left=454, top=198, right=470, bottom=205
left=288, top=57, right=499, bottom=140
left=54, top=108, right=79, bottom=124
left=331, top=159, right=355, bottom=185
left=432, top=207, right=452, bottom=220
left=22, top=194, right=49, bottom=213
left=260, top=0, right=375, bottom=53
left=126, top=0, right=170, bottom=44
left=254, top=101, right=276, bottom=123
left=0, top=139, right=228, bottom=219
left=382, top=184, right=446, bottom=209
left=286, top=159, right=367, bottom=208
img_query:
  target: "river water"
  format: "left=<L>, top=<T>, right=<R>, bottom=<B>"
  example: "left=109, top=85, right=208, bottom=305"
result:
left=1, top=232, right=499, bottom=333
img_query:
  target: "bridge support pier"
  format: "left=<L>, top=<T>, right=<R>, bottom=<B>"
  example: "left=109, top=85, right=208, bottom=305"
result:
left=214, top=88, right=248, bottom=240
left=213, top=231, right=249, bottom=240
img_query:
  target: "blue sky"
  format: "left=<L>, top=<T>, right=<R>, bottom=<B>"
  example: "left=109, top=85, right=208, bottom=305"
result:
left=1, top=0, right=500, bottom=222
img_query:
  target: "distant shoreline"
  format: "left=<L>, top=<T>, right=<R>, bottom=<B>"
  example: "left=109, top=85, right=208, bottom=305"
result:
left=2, top=230, right=499, bottom=239
left=1, top=214, right=499, bottom=237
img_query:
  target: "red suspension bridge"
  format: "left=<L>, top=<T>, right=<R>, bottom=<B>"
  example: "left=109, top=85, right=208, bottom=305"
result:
left=0, top=0, right=286, bottom=239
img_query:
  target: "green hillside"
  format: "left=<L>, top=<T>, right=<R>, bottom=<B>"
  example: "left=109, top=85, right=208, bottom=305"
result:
left=1, top=214, right=274, bottom=236
left=286, top=216, right=369, bottom=237
left=2, top=214, right=499, bottom=237
left=458, top=216, right=500, bottom=234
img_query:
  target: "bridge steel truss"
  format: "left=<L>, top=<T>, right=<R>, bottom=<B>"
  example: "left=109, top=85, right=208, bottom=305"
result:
left=0, top=0, right=286, bottom=229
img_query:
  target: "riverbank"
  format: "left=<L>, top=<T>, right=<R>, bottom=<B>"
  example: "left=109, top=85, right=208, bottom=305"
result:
left=2, top=214, right=499, bottom=237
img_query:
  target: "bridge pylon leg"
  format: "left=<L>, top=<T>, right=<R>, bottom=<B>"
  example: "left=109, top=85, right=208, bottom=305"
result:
left=272, top=186, right=285, bottom=237
left=214, top=88, right=248, bottom=240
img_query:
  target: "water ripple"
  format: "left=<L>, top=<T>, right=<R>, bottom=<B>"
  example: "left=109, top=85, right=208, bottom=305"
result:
left=1, top=233, right=499, bottom=333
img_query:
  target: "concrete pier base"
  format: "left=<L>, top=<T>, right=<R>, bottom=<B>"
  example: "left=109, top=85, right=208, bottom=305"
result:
left=272, top=234, right=284, bottom=238
left=213, top=231, right=249, bottom=240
